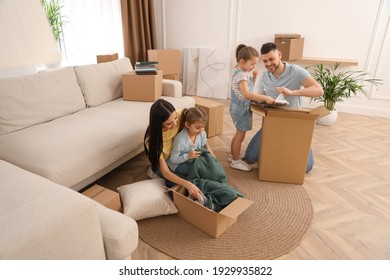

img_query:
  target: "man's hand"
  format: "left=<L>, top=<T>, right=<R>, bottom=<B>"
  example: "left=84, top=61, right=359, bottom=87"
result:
left=276, top=86, right=295, bottom=96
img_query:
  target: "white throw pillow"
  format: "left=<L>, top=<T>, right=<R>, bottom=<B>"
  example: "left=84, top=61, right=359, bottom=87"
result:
left=117, top=178, right=178, bottom=221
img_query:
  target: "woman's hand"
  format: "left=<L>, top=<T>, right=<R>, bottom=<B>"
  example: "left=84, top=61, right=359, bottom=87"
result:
left=188, top=150, right=201, bottom=159
left=184, top=182, right=203, bottom=200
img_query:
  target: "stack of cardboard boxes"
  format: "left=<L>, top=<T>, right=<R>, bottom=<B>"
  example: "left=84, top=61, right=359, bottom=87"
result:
left=122, top=49, right=182, bottom=102
left=147, top=49, right=181, bottom=81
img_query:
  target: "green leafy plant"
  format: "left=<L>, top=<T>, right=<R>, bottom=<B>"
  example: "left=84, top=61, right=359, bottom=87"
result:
left=310, top=63, right=382, bottom=111
left=42, top=0, right=66, bottom=43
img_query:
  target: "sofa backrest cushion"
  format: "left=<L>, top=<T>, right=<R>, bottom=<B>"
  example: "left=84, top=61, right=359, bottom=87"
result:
left=0, top=67, right=86, bottom=136
left=74, top=57, right=133, bottom=107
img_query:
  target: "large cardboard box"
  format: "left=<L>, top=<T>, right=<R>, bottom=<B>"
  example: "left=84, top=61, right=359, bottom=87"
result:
left=251, top=104, right=329, bottom=184
left=170, top=185, right=253, bottom=238
left=96, top=53, right=118, bottom=63
left=274, top=34, right=304, bottom=61
left=82, top=184, right=122, bottom=212
left=192, top=96, right=224, bottom=138
left=122, top=70, right=162, bottom=102
left=147, top=49, right=181, bottom=75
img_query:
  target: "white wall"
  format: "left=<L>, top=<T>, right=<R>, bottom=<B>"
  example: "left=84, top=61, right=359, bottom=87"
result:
left=155, top=0, right=390, bottom=118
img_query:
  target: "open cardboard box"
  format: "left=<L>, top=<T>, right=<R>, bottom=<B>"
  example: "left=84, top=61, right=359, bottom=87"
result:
left=169, top=185, right=253, bottom=238
left=251, top=103, right=329, bottom=184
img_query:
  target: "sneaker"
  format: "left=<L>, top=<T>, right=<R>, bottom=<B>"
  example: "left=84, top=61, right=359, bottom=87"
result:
left=146, top=166, right=159, bottom=179
left=227, top=152, right=246, bottom=162
left=230, top=159, right=252, bottom=171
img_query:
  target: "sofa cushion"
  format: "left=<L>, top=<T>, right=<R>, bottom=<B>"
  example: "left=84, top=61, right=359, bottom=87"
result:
left=0, top=67, right=86, bottom=136
left=0, top=160, right=106, bottom=260
left=118, top=178, right=178, bottom=221
left=75, top=57, right=133, bottom=107
left=0, top=96, right=195, bottom=191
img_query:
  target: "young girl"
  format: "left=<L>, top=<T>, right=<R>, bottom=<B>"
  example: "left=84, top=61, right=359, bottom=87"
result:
left=144, top=99, right=203, bottom=200
left=229, top=44, right=275, bottom=171
left=167, top=107, right=216, bottom=177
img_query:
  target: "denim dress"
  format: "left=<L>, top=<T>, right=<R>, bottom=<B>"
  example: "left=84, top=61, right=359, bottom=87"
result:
left=229, top=68, right=253, bottom=131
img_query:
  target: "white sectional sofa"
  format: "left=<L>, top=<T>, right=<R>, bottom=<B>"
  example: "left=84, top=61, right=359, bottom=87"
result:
left=0, top=57, right=195, bottom=259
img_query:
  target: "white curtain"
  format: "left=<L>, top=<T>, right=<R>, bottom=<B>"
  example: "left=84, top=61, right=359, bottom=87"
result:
left=0, top=0, right=62, bottom=77
left=61, top=0, right=124, bottom=66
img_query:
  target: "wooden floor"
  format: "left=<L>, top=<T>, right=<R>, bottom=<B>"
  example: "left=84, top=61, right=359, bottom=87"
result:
left=95, top=99, right=390, bottom=260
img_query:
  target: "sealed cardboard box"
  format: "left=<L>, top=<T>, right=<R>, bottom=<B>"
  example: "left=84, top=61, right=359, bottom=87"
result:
left=96, top=53, right=119, bottom=63
left=147, top=49, right=181, bottom=75
left=170, top=185, right=253, bottom=238
left=274, top=34, right=304, bottom=61
left=82, top=184, right=122, bottom=212
left=122, top=70, right=162, bottom=102
left=251, top=104, right=329, bottom=184
left=192, top=96, right=224, bottom=138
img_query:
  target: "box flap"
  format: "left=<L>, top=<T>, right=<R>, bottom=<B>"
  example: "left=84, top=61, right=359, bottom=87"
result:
left=218, top=197, right=253, bottom=219
left=275, top=33, right=301, bottom=39
left=309, top=105, right=330, bottom=119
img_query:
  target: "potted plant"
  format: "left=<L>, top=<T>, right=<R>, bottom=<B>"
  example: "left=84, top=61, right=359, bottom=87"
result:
left=310, top=63, right=382, bottom=125
left=42, top=0, right=66, bottom=49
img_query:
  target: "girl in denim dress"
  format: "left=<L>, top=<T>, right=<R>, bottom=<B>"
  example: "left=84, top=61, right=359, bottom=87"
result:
left=229, top=44, right=275, bottom=171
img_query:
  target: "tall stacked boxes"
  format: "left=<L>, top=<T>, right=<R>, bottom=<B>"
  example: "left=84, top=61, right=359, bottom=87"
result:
left=192, top=96, right=224, bottom=138
left=274, top=34, right=304, bottom=61
left=147, top=49, right=181, bottom=81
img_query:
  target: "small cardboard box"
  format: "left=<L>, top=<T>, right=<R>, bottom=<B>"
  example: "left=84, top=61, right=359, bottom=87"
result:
left=170, top=185, right=253, bottom=238
left=251, top=104, right=329, bottom=184
left=82, top=184, right=122, bottom=212
left=147, top=49, right=181, bottom=75
left=122, top=70, right=163, bottom=102
left=274, top=34, right=304, bottom=61
left=192, top=96, right=224, bottom=138
left=96, top=53, right=119, bottom=63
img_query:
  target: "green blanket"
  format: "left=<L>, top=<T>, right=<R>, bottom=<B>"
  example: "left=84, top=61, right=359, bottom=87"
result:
left=186, top=149, right=243, bottom=212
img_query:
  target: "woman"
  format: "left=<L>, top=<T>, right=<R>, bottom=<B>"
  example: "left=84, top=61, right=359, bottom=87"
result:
left=144, top=99, right=203, bottom=200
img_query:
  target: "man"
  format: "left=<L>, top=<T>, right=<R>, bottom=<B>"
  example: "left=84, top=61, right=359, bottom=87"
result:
left=244, top=42, right=323, bottom=172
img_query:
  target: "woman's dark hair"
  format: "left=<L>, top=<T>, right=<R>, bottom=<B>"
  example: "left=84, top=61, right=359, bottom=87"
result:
left=144, top=99, right=176, bottom=172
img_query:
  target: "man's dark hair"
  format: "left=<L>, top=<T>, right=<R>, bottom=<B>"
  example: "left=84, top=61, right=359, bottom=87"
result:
left=260, top=42, right=278, bottom=55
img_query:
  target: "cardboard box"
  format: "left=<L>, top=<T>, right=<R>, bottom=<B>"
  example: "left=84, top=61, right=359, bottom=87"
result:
left=147, top=49, right=181, bottom=75
left=163, top=74, right=180, bottom=81
left=122, top=70, right=163, bottom=102
left=192, top=96, right=224, bottom=137
left=170, top=185, right=253, bottom=238
left=251, top=104, right=329, bottom=184
left=274, top=34, right=304, bottom=61
left=82, top=184, right=122, bottom=212
left=96, top=53, right=119, bottom=63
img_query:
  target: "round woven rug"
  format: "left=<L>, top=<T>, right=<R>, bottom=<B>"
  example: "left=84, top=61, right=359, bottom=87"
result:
left=137, top=151, right=313, bottom=259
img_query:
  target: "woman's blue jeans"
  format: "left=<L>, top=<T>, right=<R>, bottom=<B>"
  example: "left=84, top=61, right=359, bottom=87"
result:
left=155, top=162, right=191, bottom=188
left=244, top=129, right=314, bottom=173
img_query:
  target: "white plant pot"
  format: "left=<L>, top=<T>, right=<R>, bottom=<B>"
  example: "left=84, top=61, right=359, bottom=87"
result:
left=316, top=109, right=338, bottom=126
